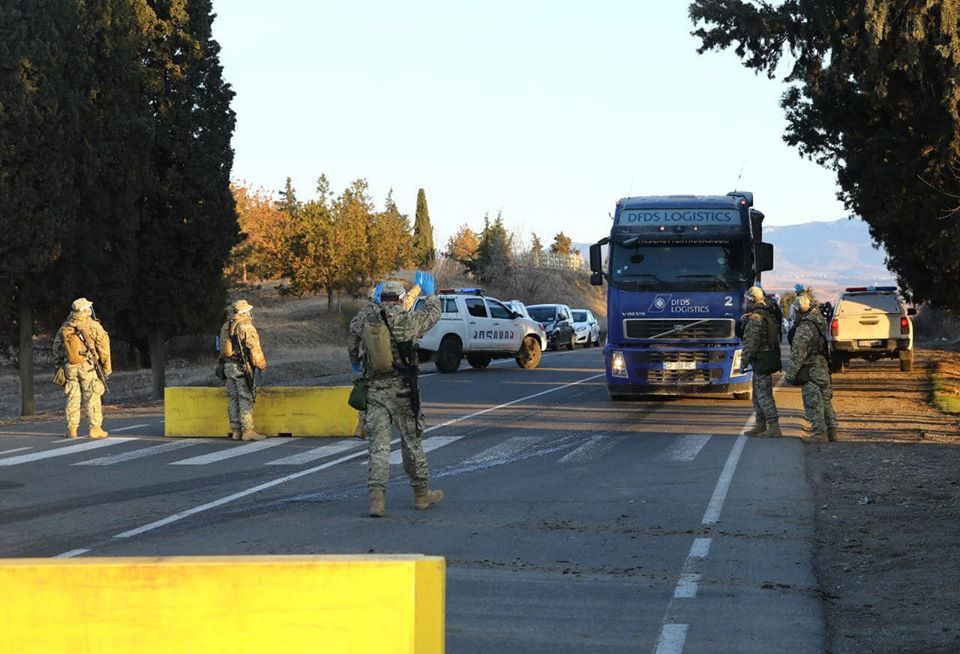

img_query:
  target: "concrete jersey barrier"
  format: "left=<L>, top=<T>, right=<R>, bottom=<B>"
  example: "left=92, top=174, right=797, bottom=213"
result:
left=0, top=554, right=445, bottom=653
left=164, top=386, right=358, bottom=437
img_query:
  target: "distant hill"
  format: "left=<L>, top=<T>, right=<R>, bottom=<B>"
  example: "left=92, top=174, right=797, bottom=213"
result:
left=573, top=217, right=897, bottom=301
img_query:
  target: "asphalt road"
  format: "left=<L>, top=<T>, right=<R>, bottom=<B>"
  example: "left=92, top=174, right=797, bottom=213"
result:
left=0, top=348, right=822, bottom=653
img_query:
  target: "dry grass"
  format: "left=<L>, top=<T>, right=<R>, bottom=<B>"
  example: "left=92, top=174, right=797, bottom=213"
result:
left=931, top=361, right=960, bottom=414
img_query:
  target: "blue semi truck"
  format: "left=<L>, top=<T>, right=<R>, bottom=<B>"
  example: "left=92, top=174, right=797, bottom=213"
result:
left=588, top=192, right=774, bottom=400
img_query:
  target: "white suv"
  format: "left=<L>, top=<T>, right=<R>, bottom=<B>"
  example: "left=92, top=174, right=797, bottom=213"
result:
left=415, top=290, right=547, bottom=373
left=828, top=286, right=916, bottom=372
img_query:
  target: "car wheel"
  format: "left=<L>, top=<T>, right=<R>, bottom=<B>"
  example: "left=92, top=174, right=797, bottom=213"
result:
left=434, top=336, right=462, bottom=373
left=515, top=335, right=542, bottom=369
left=467, top=354, right=492, bottom=369
left=567, top=333, right=576, bottom=350
left=899, top=350, right=914, bottom=372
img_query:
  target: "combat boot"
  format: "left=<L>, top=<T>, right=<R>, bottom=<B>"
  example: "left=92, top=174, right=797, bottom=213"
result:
left=88, top=426, right=108, bottom=439
left=827, top=426, right=840, bottom=442
left=744, top=420, right=767, bottom=436
left=414, top=488, right=444, bottom=510
left=369, top=489, right=385, bottom=518
left=241, top=429, right=265, bottom=442
left=801, top=430, right=828, bottom=444
left=763, top=421, right=783, bottom=438
left=66, top=426, right=78, bottom=438
left=230, top=429, right=242, bottom=441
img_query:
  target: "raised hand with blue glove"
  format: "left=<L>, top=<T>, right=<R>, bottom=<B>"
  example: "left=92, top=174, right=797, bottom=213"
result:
left=414, top=271, right=436, bottom=296
left=372, top=281, right=383, bottom=304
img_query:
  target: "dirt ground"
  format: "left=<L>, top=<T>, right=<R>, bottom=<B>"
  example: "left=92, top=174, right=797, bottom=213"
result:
left=2, top=290, right=959, bottom=651
left=800, top=348, right=960, bottom=654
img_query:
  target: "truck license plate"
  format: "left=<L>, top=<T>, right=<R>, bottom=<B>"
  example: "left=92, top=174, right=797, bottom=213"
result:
left=859, top=340, right=883, bottom=347
left=663, top=361, right=696, bottom=370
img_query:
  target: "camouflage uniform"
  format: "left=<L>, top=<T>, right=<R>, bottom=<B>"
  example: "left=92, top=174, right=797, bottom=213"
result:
left=347, top=301, right=381, bottom=438
left=52, top=301, right=112, bottom=436
left=740, top=298, right=781, bottom=426
left=348, top=294, right=442, bottom=491
left=218, top=303, right=266, bottom=436
left=787, top=307, right=838, bottom=435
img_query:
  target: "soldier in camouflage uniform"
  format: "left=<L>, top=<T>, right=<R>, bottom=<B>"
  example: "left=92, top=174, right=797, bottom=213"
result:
left=347, top=276, right=442, bottom=517
left=347, top=283, right=383, bottom=439
left=52, top=298, right=112, bottom=438
left=218, top=299, right=267, bottom=441
left=786, top=295, right=839, bottom=444
left=739, top=286, right=782, bottom=438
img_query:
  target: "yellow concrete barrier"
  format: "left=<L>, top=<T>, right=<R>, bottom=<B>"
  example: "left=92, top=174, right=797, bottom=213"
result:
left=164, top=386, right=359, bottom=437
left=0, top=554, right=444, bottom=654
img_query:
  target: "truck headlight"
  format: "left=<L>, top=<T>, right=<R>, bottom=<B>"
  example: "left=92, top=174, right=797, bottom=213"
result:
left=731, top=349, right=743, bottom=374
left=610, top=351, right=628, bottom=378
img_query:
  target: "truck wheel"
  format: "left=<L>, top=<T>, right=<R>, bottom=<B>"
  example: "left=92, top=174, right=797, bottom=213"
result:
left=515, top=336, right=542, bottom=369
left=434, top=336, right=462, bottom=373
left=610, top=393, right=629, bottom=402
left=899, top=350, right=914, bottom=372
left=467, top=354, right=492, bottom=369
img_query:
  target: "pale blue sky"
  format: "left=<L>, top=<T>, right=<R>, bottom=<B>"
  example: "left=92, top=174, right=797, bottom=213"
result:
left=213, top=1, right=848, bottom=247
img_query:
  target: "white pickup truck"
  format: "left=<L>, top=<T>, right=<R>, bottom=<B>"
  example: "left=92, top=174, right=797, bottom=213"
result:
left=828, top=286, right=916, bottom=372
left=414, top=290, right=548, bottom=373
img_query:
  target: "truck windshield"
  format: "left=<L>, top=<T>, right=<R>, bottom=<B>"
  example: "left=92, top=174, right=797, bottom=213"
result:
left=610, top=242, right=751, bottom=290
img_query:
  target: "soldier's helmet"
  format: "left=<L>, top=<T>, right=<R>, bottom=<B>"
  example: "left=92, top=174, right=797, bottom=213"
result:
left=380, top=281, right=407, bottom=302
left=71, top=297, right=93, bottom=313
left=794, top=295, right=813, bottom=313
left=232, top=299, right=253, bottom=315
left=746, top=287, right=765, bottom=304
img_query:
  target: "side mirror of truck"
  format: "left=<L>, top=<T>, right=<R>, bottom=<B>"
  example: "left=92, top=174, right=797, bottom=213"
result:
left=589, top=243, right=602, bottom=273
left=757, top=243, right=774, bottom=272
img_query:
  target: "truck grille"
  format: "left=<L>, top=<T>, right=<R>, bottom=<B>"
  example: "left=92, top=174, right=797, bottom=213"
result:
left=635, top=350, right=726, bottom=364
left=646, top=368, right=718, bottom=384
left=624, top=319, right=735, bottom=340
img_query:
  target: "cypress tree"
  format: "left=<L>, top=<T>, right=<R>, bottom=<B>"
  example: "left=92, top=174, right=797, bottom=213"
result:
left=0, top=0, right=81, bottom=415
left=133, top=0, right=239, bottom=398
left=412, top=188, right=435, bottom=268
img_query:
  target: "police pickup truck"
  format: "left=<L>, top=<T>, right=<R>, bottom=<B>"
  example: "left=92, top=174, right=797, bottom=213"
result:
left=414, top=289, right=548, bottom=373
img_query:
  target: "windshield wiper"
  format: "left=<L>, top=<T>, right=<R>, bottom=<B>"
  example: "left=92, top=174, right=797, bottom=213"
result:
left=621, top=273, right=664, bottom=283
left=676, top=274, right=727, bottom=282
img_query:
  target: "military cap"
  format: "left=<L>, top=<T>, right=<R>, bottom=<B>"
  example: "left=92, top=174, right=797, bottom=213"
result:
left=746, top=286, right=765, bottom=303
left=71, top=297, right=93, bottom=312
left=380, top=280, right=407, bottom=301
left=232, top=299, right=253, bottom=314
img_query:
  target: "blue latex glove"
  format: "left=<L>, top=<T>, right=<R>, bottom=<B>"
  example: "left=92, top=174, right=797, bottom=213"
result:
left=415, top=271, right=436, bottom=296
left=372, top=282, right=383, bottom=304
left=351, top=362, right=361, bottom=374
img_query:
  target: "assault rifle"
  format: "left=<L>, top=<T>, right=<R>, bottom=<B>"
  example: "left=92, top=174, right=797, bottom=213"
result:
left=231, top=331, right=257, bottom=400
left=380, top=309, right=422, bottom=430
left=74, top=328, right=109, bottom=394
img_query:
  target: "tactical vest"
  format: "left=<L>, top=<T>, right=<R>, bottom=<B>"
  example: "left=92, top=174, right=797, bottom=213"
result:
left=361, top=314, right=395, bottom=375
left=64, top=327, right=87, bottom=365
left=747, top=307, right=782, bottom=374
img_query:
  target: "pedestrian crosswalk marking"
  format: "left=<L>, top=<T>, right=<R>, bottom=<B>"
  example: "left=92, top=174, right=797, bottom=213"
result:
left=461, top=436, right=543, bottom=467
left=110, top=423, right=151, bottom=433
left=267, top=440, right=360, bottom=466
left=558, top=433, right=620, bottom=463
left=0, top=438, right=135, bottom=467
left=0, top=447, right=32, bottom=457
left=388, top=435, right=465, bottom=465
left=171, top=438, right=292, bottom=466
left=75, top=439, right=203, bottom=466
left=659, top=434, right=711, bottom=462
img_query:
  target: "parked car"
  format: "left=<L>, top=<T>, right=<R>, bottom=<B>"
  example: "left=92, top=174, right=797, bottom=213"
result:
left=415, top=289, right=547, bottom=373
left=571, top=309, right=601, bottom=347
left=526, top=303, right=576, bottom=351
left=828, top=286, right=916, bottom=372
left=504, top=300, right=531, bottom=320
